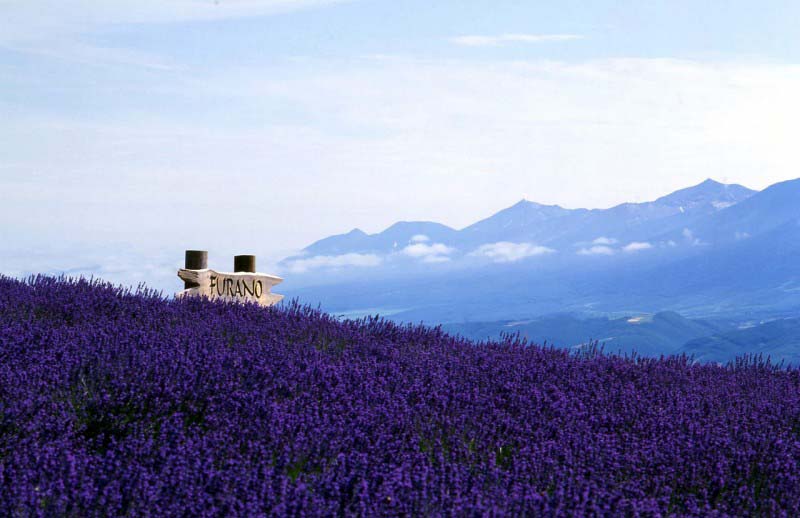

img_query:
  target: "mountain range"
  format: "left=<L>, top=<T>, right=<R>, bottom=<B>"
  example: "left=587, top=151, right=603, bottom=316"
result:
left=278, top=177, right=800, bottom=361
left=289, top=178, right=759, bottom=260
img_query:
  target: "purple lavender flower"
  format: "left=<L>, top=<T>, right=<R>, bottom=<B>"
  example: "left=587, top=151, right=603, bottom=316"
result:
left=1, top=275, right=798, bottom=516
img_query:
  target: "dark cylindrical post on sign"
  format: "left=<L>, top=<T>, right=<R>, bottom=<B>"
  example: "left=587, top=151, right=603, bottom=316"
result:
left=184, top=250, right=208, bottom=289
left=234, top=255, right=256, bottom=273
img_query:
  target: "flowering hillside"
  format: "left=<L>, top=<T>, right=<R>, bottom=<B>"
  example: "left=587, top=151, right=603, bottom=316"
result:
left=1, top=276, right=799, bottom=516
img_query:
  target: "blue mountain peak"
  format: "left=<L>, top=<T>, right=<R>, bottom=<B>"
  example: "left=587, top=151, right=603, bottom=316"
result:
left=656, top=178, right=755, bottom=207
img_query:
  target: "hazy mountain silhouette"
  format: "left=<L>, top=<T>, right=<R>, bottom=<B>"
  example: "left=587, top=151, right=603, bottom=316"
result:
left=284, top=178, right=757, bottom=262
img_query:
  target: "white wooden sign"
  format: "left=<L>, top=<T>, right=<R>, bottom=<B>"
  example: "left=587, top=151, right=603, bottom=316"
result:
left=177, top=268, right=284, bottom=307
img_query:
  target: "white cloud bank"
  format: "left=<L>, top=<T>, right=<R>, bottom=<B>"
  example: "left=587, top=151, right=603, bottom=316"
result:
left=472, top=242, right=555, bottom=263
left=578, top=245, right=615, bottom=256
left=400, top=242, right=455, bottom=263
left=285, top=253, right=382, bottom=273
left=449, top=34, right=584, bottom=47
left=410, top=234, right=430, bottom=243
left=683, top=228, right=704, bottom=246
left=623, top=241, right=653, bottom=252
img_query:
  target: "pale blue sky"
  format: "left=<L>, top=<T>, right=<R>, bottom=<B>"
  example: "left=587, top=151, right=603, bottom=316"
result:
left=2, top=0, right=800, bottom=289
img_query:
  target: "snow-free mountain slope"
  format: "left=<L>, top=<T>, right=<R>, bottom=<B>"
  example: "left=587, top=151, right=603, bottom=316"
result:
left=654, top=178, right=755, bottom=212
left=457, top=200, right=582, bottom=246
left=286, top=178, right=758, bottom=265
left=671, top=177, right=800, bottom=246
left=679, top=317, right=800, bottom=365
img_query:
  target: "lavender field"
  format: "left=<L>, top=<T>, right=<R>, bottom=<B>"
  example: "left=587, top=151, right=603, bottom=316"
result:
left=1, top=276, right=799, bottom=516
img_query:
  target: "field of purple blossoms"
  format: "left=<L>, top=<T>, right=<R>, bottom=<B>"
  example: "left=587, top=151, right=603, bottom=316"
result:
left=2, top=276, right=800, bottom=516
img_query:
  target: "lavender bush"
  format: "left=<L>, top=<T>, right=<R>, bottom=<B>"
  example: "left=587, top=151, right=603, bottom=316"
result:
left=1, top=275, right=799, bottom=516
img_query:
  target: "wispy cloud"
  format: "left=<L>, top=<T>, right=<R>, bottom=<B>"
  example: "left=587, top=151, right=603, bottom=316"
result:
left=2, top=39, right=178, bottom=70
left=472, top=242, right=554, bottom=263
left=410, top=234, right=430, bottom=243
left=0, top=0, right=350, bottom=72
left=448, top=33, right=584, bottom=47
left=0, top=0, right=349, bottom=49
left=285, top=253, right=382, bottom=273
left=592, top=237, right=618, bottom=246
left=6, top=54, right=800, bottom=270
